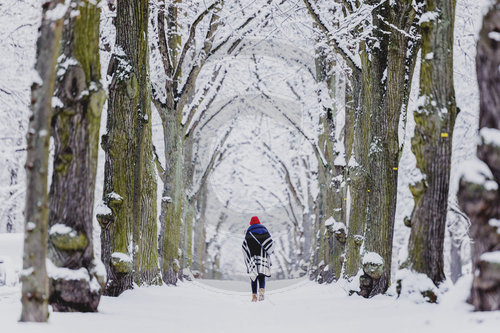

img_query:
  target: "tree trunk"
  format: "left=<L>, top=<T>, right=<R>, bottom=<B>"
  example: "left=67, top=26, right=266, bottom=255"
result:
left=314, top=45, right=346, bottom=283
left=359, top=9, right=392, bottom=295
left=458, top=1, right=500, bottom=311
left=181, top=133, right=197, bottom=277
left=303, top=0, right=419, bottom=296
left=449, top=229, right=463, bottom=284
left=193, top=182, right=208, bottom=277
left=347, top=1, right=419, bottom=297
left=365, top=3, right=420, bottom=296
left=99, top=0, right=159, bottom=296
left=48, top=0, right=106, bottom=312
left=406, top=0, right=457, bottom=286
left=158, top=110, right=184, bottom=285
left=343, top=68, right=367, bottom=280
left=20, top=0, right=65, bottom=322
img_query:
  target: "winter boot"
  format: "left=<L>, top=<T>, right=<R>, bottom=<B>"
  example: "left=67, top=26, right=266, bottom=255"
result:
left=258, top=288, right=265, bottom=301
left=251, top=294, right=258, bottom=302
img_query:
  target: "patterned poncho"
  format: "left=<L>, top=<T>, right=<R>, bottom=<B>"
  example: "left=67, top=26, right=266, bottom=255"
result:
left=242, top=224, right=274, bottom=281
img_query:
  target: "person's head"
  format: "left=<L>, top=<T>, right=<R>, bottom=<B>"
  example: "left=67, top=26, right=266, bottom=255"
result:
left=250, top=216, right=260, bottom=225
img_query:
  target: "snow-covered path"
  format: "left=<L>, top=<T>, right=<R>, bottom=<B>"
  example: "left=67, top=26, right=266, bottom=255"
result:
left=1, top=277, right=500, bottom=333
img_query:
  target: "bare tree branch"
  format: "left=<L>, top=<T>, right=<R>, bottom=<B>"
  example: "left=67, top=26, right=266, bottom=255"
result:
left=209, top=0, right=273, bottom=57
left=157, top=1, right=173, bottom=86
left=152, top=85, right=167, bottom=111
left=302, top=0, right=361, bottom=71
left=177, top=11, right=222, bottom=112
left=173, top=1, right=222, bottom=84
left=153, top=145, right=166, bottom=183
left=262, top=142, right=305, bottom=210
left=198, top=97, right=237, bottom=133
left=184, top=66, right=227, bottom=137
left=0, top=87, right=12, bottom=96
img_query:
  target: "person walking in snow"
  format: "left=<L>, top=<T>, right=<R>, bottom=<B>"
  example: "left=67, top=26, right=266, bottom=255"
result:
left=242, top=216, right=274, bottom=302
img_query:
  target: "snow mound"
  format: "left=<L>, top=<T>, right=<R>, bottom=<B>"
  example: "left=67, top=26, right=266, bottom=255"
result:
left=111, top=252, right=132, bottom=263
left=457, top=157, right=498, bottom=191
left=480, top=251, right=500, bottom=264
left=49, top=223, right=76, bottom=236
left=46, top=259, right=90, bottom=281
left=363, top=252, right=383, bottom=265
left=396, top=268, right=439, bottom=303
left=480, top=127, right=500, bottom=147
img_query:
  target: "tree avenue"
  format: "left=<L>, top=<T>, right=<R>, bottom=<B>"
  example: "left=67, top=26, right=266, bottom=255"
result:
left=16, top=0, right=500, bottom=322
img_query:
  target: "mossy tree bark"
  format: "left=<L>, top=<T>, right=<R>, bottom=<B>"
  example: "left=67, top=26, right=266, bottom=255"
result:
left=361, top=2, right=420, bottom=297
left=458, top=1, right=500, bottom=311
left=157, top=108, right=185, bottom=285
left=343, top=67, right=368, bottom=281
left=192, top=182, right=208, bottom=277
left=343, top=70, right=365, bottom=280
left=20, top=0, right=65, bottom=322
left=313, top=44, right=347, bottom=283
left=180, top=132, right=198, bottom=277
left=48, top=0, right=106, bottom=312
left=405, top=0, right=457, bottom=287
left=100, top=0, right=159, bottom=296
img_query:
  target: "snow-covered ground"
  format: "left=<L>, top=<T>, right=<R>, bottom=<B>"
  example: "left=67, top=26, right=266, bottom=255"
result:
left=1, top=277, right=500, bottom=333
left=0, top=233, right=23, bottom=286
left=1, top=232, right=500, bottom=332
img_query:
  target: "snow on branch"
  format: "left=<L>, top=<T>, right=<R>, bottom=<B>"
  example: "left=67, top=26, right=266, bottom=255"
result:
left=302, top=0, right=361, bottom=70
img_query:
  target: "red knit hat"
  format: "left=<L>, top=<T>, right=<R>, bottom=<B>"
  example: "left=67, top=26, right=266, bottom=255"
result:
left=250, top=216, right=260, bottom=225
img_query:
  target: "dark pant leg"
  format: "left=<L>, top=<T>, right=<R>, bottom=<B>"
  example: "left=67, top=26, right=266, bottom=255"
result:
left=251, top=278, right=258, bottom=294
left=258, top=274, right=266, bottom=290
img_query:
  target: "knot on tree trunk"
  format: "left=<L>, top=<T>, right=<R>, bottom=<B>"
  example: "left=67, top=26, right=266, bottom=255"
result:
left=106, top=192, right=124, bottom=208
left=111, top=252, right=133, bottom=274
left=325, top=218, right=346, bottom=243
left=100, top=134, right=110, bottom=152
left=49, top=262, right=106, bottom=312
left=49, top=275, right=102, bottom=312
left=353, top=234, right=364, bottom=246
left=96, top=209, right=114, bottom=229
left=409, top=178, right=428, bottom=202
left=97, top=193, right=123, bottom=229
left=404, top=216, right=412, bottom=227
left=62, top=66, right=87, bottom=103
left=50, top=230, right=88, bottom=252
left=358, top=253, right=384, bottom=298
left=54, top=146, right=73, bottom=174
left=334, top=228, right=347, bottom=243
